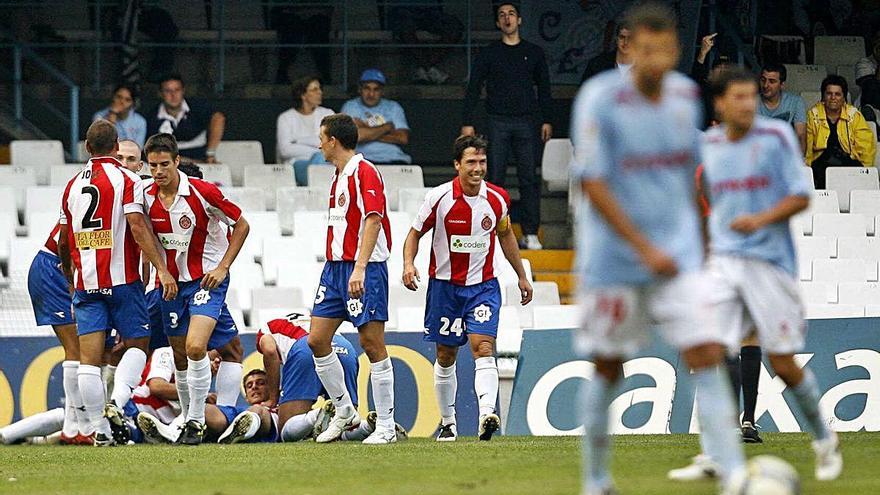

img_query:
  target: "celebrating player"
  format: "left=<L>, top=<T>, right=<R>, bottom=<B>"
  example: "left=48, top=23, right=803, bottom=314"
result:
left=570, top=4, right=746, bottom=493
left=308, top=114, right=398, bottom=444
left=141, top=133, right=250, bottom=445
left=670, top=67, right=842, bottom=481
left=402, top=135, right=532, bottom=441
left=58, top=120, right=177, bottom=446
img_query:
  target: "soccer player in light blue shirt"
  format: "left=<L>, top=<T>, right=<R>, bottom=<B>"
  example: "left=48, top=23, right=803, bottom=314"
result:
left=570, top=4, right=746, bottom=493
left=699, top=67, right=842, bottom=481
left=340, top=68, right=412, bottom=164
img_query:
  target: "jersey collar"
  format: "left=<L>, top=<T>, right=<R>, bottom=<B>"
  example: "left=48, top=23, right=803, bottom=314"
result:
left=453, top=176, right=487, bottom=199
left=176, top=170, right=192, bottom=196
left=340, top=153, right=366, bottom=177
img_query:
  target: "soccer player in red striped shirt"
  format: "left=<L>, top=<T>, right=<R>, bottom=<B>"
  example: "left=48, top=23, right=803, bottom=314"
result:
left=58, top=119, right=177, bottom=446
left=402, top=135, right=533, bottom=441
left=308, top=113, right=398, bottom=444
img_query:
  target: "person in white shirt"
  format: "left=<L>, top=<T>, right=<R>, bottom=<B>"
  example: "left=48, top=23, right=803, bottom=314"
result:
left=276, top=75, right=335, bottom=185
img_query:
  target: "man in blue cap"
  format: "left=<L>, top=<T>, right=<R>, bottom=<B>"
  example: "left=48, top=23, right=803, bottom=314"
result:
left=340, top=68, right=412, bottom=164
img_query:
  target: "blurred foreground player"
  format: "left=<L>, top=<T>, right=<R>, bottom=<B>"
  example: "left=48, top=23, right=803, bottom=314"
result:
left=570, top=4, right=746, bottom=493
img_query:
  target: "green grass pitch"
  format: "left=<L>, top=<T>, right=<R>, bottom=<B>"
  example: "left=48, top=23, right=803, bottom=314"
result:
left=0, top=433, right=877, bottom=494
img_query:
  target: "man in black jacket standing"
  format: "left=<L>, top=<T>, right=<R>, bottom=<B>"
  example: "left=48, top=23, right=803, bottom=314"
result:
left=461, top=2, right=552, bottom=251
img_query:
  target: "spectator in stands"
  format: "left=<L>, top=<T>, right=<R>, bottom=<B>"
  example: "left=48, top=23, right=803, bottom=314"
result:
left=146, top=74, right=225, bottom=163
left=340, top=69, right=411, bottom=164
left=93, top=84, right=147, bottom=147
left=277, top=75, right=335, bottom=185
left=758, top=63, right=808, bottom=152
left=579, top=21, right=632, bottom=83
left=461, top=2, right=552, bottom=250
left=805, top=75, right=877, bottom=188
left=269, top=3, right=333, bottom=84
left=384, top=0, right=463, bottom=84
left=856, top=31, right=880, bottom=120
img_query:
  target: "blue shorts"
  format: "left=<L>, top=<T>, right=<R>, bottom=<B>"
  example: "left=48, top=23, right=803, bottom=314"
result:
left=424, top=278, right=502, bottom=347
left=216, top=405, right=277, bottom=443
left=145, top=290, right=169, bottom=350
left=28, top=251, right=75, bottom=327
left=311, top=261, right=388, bottom=327
left=160, top=277, right=237, bottom=349
left=280, top=335, right=359, bottom=406
left=73, top=281, right=150, bottom=339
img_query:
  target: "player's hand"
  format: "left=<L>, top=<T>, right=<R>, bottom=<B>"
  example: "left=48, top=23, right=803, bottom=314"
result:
left=640, top=245, right=679, bottom=277
left=541, top=123, right=553, bottom=143
left=260, top=399, right=277, bottom=409
left=519, top=277, right=533, bottom=305
left=158, top=269, right=178, bottom=301
left=348, top=265, right=366, bottom=299
left=205, top=393, right=217, bottom=405
left=730, top=214, right=764, bottom=234
left=209, top=354, right=221, bottom=375
left=460, top=126, right=476, bottom=137
left=402, top=263, right=420, bottom=291
left=201, top=266, right=228, bottom=290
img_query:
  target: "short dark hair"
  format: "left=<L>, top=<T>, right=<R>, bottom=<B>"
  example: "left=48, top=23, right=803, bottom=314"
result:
left=761, top=63, right=787, bottom=82
left=453, top=135, right=488, bottom=162
left=291, top=75, right=321, bottom=111
left=709, top=67, right=758, bottom=98
left=821, top=74, right=849, bottom=101
left=113, top=82, right=139, bottom=101
left=242, top=368, right=266, bottom=389
left=144, top=133, right=179, bottom=159
left=86, top=119, right=118, bottom=156
left=320, top=113, right=358, bottom=150
left=495, top=2, right=519, bottom=19
left=624, top=2, right=677, bottom=33
left=178, top=162, right=203, bottom=179
left=159, top=73, right=184, bottom=88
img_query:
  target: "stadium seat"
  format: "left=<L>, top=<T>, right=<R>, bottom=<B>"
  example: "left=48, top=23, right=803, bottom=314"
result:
left=240, top=212, right=282, bottom=262
left=865, top=304, right=880, bottom=316
left=837, top=236, right=880, bottom=281
left=216, top=141, right=264, bottom=186
left=389, top=283, right=427, bottom=310
left=783, top=64, right=828, bottom=93
left=50, top=164, right=83, bottom=186
left=251, top=287, right=303, bottom=311
left=798, top=282, right=837, bottom=305
left=10, top=140, right=65, bottom=185
left=26, top=212, right=59, bottom=239
left=812, top=213, right=869, bottom=238
left=495, top=254, right=533, bottom=289
left=795, top=236, right=836, bottom=280
left=221, top=187, right=265, bottom=213
left=275, top=262, right=324, bottom=308
left=495, top=307, right=523, bottom=355
left=541, top=138, right=573, bottom=192
left=307, top=164, right=335, bottom=188
left=799, top=91, right=821, bottom=106
left=825, top=167, right=879, bottom=212
left=24, top=187, right=64, bottom=229
left=805, top=304, right=864, bottom=319
left=0, top=166, right=38, bottom=211
left=76, top=140, right=88, bottom=162
left=0, top=185, right=18, bottom=225
left=850, top=191, right=880, bottom=234
left=8, top=237, right=43, bottom=275
left=814, top=36, right=865, bottom=67
left=791, top=190, right=838, bottom=235
left=531, top=305, right=580, bottom=330
left=291, top=211, right=328, bottom=241
left=261, top=237, right=322, bottom=284
left=0, top=216, right=17, bottom=264
left=242, top=165, right=296, bottom=210
left=398, top=187, right=432, bottom=216
left=867, top=122, right=878, bottom=143
left=811, top=258, right=867, bottom=284
left=838, top=281, right=880, bottom=306
left=228, top=261, right=265, bottom=311
left=197, top=164, right=233, bottom=187
left=377, top=165, right=424, bottom=211
left=276, top=186, right=326, bottom=234
left=395, top=306, right=426, bottom=333
left=504, top=281, right=560, bottom=329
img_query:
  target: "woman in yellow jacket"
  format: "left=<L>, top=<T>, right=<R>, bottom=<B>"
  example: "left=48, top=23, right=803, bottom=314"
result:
left=805, top=74, right=876, bottom=188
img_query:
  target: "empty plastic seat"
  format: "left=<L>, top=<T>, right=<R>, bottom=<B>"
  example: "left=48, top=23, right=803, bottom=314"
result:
left=794, top=236, right=836, bottom=280
left=389, top=283, right=427, bottom=310
left=814, top=36, right=865, bottom=67
left=495, top=306, right=523, bottom=355
left=276, top=262, right=325, bottom=308
left=307, top=164, right=336, bottom=188
left=25, top=186, right=64, bottom=228
left=541, top=138, right=574, bottom=191
left=50, top=164, right=83, bottom=186
left=228, top=261, right=265, bottom=311
left=812, top=213, right=869, bottom=238
left=250, top=287, right=304, bottom=311
left=26, top=212, right=59, bottom=239
left=395, top=306, right=426, bottom=333
left=838, top=281, right=880, bottom=306
left=242, top=165, right=296, bottom=210
left=216, top=141, right=264, bottom=164
left=532, top=305, right=581, bottom=330
left=0, top=166, right=38, bottom=211
left=197, top=164, right=233, bottom=187
left=221, top=187, right=265, bottom=212
left=850, top=191, right=880, bottom=234
left=799, top=91, right=821, bottom=106
left=505, top=280, right=560, bottom=306
left=868, top=121, right=878, bottom=143
left=261, top=237, right=322, bottom=284
left=11, top=140, right=65, bottom=185
left=291, top=211, right=328, bottom=240
left=377, top=165, right=424, bottom=210
left=398, top=187, right=432, bottom=215
left=784, top=64, right=828, bottom=92
left=837, top=236, right=880, bottom=281
left=805, top=304, right=863, bottom=319
left=0, top=185, right=18, bottom=224
left=791, top=190, right=837, bottom=235
left=0, top=215, right=17, bottom=263
left=798, top=282, right=836, bottom=305
left=276, top=186, right=327, bottom=234
left=811, top=258, right=867, bottom=284
left=8, top=237, right=43, bottom=274
left=825, top=167, right=879, bottom=212
left=240, top=212, right=282, bottom=262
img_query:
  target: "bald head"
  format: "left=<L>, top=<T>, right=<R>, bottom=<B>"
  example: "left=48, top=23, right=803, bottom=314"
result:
left=116, top=140, right=142, bottom=172
left=86, top=119, right=119, bottom=157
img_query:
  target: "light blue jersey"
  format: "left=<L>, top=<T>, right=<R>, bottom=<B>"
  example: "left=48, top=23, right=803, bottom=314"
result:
left=571, top=70, right=704, bottom=287
left=701, top=116, right=811, bottom=276
left=340, top=97, right=412, bottom=164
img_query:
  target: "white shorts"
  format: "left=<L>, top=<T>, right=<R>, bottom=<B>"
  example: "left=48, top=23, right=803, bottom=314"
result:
left=705, top=255, right=806, bottom=355
left=576, top=271, right=722, bottom=358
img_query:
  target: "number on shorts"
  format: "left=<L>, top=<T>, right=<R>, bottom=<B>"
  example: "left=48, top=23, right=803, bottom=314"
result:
left=81, top=185, right=103, bottom=230
left=314, top=286, right=327, bottom=304
left=169, top=312, right=179, bottom=329
left=439, top=317, right=464, bottom=337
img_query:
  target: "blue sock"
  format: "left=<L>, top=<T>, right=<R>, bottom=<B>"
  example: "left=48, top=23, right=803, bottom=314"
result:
left=693, top=366, right=746, bottom=482
left=582, top=374, right=613, bottom=492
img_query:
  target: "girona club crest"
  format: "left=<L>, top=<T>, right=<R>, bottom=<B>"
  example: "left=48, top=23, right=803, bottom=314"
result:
left=179, top=215, right=193, bottom=229
left=481, top=215, right=492, bottom=231
left=338, top=192, right=346, bottom=207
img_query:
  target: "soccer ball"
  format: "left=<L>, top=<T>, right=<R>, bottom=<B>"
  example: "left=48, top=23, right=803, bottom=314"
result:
left=739, top=455, right=801, bottom=495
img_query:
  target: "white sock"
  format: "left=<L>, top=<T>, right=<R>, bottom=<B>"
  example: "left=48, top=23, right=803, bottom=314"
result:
left=341, top=419, right=375, bottom=441
left=0, top=408, right=64, bottom=444
left=693, top=366, right=747, bottom=483
left=474, top=356, right=498, bottom=417
left=582, top=374, right=613, bottom=493
left=61, top=360, right=81, bottom=437
left=110, top=348, right=146, bottom=407
left=174, top=369, right=190, bottom=420
left=215, top=361, right=243, bottom=406
left=280, top=409, right=320, bottom=442
left=78, top=364, right=111, bottom=436
left=791, top=369, right=831, bottom=440
left=186, top=356, right=211, bottom=423
left=370, top=357, right=395, bottom=430
left=102, top=365, right=116, bottom=401
left=434, top=361, right=457, bottom=425
left=314, top=353, right=354, bottom=415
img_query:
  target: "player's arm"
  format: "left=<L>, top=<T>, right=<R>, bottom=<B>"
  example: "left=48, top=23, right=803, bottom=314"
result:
left=496, top=216, right=533, bottom=305
left=202, top=215, right=250, bottom=290
left=259, top=334, right=281, bottom=407
left=729, top=195, right=809, bottom=234
left=378, top=128, right=409, bottom=145
left=402, top=228, right=426, bottom=290
left=146, top=377, right=178, bottom=401
left=57, top=223, right=74, bottom=287
left=127, top=212, right=178, bottom=300
left=349, top=214, right=381, bottom=298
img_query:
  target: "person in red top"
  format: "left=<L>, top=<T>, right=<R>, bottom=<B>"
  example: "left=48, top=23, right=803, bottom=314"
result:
left=58, top=119, right=177, bottom=446
left=402, top=135, right=533, bottom=442
left=308, top=113, right=398, bottom=445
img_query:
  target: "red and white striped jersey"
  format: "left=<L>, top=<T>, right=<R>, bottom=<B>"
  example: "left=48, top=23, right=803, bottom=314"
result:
left=413, top=178, right=510, bottom=286
left=324, top=154, right=392, bottom=262
left=143, top=171, right=242, bottom=283
left=59, top=157, right=145, bottom=290
left=132, top=346, right=179, bottom=424
left=256, top=316, right=310, bottom=365
left=41, top=223, right=61, bottom=256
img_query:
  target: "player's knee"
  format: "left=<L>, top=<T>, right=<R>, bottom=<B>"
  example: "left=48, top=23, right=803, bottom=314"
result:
left=768, top=355, right=802, bottom=385
left=359, top=337, right=386, bottom=361
left=219, top=337, right=243, bottom=362
left=683, top=343, right=725, bottom=369
left=307, top=334, right=331, bottom=355
left=471, top=339, right=494, bottom=358
left=185, top=341, right=207, bottom=360
left=436, top=345, right=457, bottom=367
